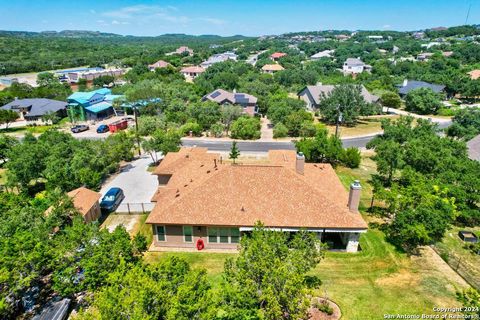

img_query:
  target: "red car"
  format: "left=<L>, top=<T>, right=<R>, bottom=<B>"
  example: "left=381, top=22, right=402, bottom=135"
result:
left=108, top=120, right=128, bottom=133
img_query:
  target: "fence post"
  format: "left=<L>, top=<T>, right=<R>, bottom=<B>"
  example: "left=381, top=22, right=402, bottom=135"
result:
left=141, top=203, right=145, bottom=213
left=127, top=203, right=130, bottom=214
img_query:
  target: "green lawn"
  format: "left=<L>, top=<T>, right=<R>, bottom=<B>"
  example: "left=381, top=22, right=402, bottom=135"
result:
left=142, top=229, right=464, bottom=319
left=335, top=153, right=377, bottom=211
left=434, top=226, right=480, bottom=290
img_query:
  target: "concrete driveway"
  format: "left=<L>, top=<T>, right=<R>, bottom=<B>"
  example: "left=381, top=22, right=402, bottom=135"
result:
left=100, top=153, right=159, bottom=211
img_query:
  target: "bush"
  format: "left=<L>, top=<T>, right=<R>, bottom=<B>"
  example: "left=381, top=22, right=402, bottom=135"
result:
left=209, top=123, right=224, bottom=138
left=230, top=117, right=261, bottom=140
left=299, top=121, right=317, bottom=137
left=341, top=147, right=361, bottom=168
left=437, top=107, right=457, bottom=117
left=404, top=88, right=443, bottom=115
left=312, top=300, right=333, bottom=315
left=180, top=122, right=202, bottom=137
left=137, top=116, right=165, bottom=136
left=273, top=122, right=288, bottom=138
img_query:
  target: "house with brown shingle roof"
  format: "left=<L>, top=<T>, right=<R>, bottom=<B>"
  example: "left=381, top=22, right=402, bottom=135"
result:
left=148, top=60, right=170, bottom=71
left=262, top=64, right=284, bottom=74
left=180, top=66, right=205, bottom=80
left=67, top=187, right=102, bottom=223
left=468, top=70, right=480, bottom=80
left=270, top=52, right=287, bottom=61
left=146, top=147, right=367, bottom=252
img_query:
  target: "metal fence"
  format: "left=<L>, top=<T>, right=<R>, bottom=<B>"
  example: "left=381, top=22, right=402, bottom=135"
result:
left=115, top=202, right=155, bottom=214
left=431, top=244, right=480, bottom=290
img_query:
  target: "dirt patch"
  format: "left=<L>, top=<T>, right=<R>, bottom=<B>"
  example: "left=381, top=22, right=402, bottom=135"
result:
left=375, top=268, right=420, bottom=287
left=101, top=214, right=142, bottom=236
left=412, top=246, right=469, bottom=289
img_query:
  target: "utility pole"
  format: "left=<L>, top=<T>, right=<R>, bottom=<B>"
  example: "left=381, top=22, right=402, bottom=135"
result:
left=335, top=106, right=343, bottom=138
left=133, top=104, right=141, bottom=156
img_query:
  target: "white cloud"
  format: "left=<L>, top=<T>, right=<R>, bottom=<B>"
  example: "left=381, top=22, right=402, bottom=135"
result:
left=382, top=24, right=392, bottom=29
left=111, top=20, right=121, bottom=25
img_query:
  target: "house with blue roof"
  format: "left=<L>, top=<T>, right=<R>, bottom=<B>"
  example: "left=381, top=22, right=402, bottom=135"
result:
left=67, top=88, right=124, bottom=121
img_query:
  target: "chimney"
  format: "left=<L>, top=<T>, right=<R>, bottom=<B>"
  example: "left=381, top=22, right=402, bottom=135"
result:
left=348, top=180, right=362, bottom=213
left=403, top=79, right=408, bottom=87
left=296, top=152, right=305, bottom=175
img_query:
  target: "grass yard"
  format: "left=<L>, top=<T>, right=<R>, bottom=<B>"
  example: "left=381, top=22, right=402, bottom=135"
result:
left=142, top=229, right=466, bottom=319
left=335, top=153, right=377, bottom=211
left=324, top=116, right=399, bottom=138
left=434, top=226, right=480, bottom=290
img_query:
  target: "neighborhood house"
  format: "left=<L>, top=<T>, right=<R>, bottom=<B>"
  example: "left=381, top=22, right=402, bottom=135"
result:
left=202, top=89, right=258, bottom=115
left=67, top=187, right=102, bottom=223
left=397, top=79, right=446, bottom=96
left=342, top=58, right=370, bottom=74
left=270, top=52, right=287, bottom=60
left=57, top=67, right=125, bottom=84
left=1, top=98, right=67, bottom=121
left=262, top=64, right=284, bottom=74
left=180, top=66, right=205, bottom=80
left=146, top=147, right=368, bottom=252
left=67, top=88, right=124, bottom=121
left=298, top=84, right=379, bottom=111
left=148, top=60, right=170, bottom=71
left=200, top=52, right=238, bottom=68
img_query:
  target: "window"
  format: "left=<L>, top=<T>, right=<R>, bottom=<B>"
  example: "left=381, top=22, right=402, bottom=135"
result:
left=231, top=228, right=240, bottom=243
left=208, top=227, right=240, bottom=244
left=220, top=228, right=229, bottom=243
left=156, top=225, right=166, bottom=242
left=183, top=226, right=193, bottom=243
left=208, top=228, right=218, bottom=243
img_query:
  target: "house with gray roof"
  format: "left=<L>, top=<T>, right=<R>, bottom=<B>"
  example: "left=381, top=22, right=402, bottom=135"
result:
left=397, top=80, right=445, bottom=96
left=1, top=98, right=67, bottom=121
left=298, top=84, right=379, bottom=111
left=342, top=58, right=371, bottom=74
left=467, top=134, right=480, bottom=162
left=202, top=89, right=257, bottom=115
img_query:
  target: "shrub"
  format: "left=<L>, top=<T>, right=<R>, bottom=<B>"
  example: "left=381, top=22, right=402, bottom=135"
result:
left=299, top=121, right=317, bottom=137
left=312, top=300, right=333, bottom=315
left=180, top=122, right=202, bottom=137
left=341, top=147, right=361, bottom=168
left=210, top=123, right=224, bottom=138
left=437, top=107, right=457, bottom=117
left=404, top=88, right=443, bottom=115
left=230, top=117, right=261, bottom=140
left=273, top=122, right=288, bottom=138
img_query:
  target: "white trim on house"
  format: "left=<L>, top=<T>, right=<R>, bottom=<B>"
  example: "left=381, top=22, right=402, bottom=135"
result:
left=238, top=227, right=367, bottom=233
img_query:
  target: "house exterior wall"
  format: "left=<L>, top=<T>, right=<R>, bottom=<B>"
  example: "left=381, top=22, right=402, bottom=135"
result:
left=298, top=89, right=317, bottom=111
left=343, top=65, right=364, bottom=74
left=83, top=201, right=101, bottom=223
left=151, top=224, right=239, bottom=250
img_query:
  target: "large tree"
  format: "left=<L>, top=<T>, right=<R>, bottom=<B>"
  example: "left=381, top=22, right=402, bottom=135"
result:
left=404, top=88, right=443, bottom=115
left=215, top=223, right=326, bottom=320
left=0, top=110, right=19, bottom=129
left=318, top=84, right=372, bottom=125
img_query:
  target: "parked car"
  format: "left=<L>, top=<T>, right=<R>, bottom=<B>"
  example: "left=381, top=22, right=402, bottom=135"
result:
left=70, top=125, right=89, bottom=133
left=96, top=124, right=110, bottom=133
left=108, top=120, right=128, bottom=133
left=100, top=187, right=125, bottom=212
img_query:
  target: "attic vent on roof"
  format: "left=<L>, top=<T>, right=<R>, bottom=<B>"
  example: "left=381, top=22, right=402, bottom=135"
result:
left=176, top=188, right=179, bottom=193
left=200, top=164, right=204, bottom=167
left=184, top=184, right=188, bottom=187
left=190, top=179, right=193, bottom=182
left=175, top=193, right=180, bottom=198
left=207, top=170, right=211, bottom=174
left=241, top=206, right=245, bottom=212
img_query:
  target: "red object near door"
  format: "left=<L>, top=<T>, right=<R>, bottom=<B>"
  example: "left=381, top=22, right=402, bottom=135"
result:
left=108, top=120, right=128, bottom=133
left=196, top=238, right=205, bottom=251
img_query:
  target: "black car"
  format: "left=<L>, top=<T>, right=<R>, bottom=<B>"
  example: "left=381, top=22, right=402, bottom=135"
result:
left=100, top=187, right=125, bottom=212
left=70, top=125, right=89, bottom=133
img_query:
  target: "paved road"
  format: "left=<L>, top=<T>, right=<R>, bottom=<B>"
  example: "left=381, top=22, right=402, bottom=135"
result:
left=181, top=135, right=376, bottom=152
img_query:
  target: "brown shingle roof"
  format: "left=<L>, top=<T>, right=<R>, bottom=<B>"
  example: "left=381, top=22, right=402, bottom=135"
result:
left=67, top=187, right=101, bottom=217
left=146, top=148, right=367, bottom=230
left=262, top=64, right=284, bottom=71
left=468, top=70, right=480, bottom=80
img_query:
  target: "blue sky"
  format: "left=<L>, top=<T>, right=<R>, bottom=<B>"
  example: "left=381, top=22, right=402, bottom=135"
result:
left=0, top=0, right=478, bottom=36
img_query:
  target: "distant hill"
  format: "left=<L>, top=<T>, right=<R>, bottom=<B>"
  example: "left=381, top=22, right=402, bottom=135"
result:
left=0, top=30, right=249, bottom=40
